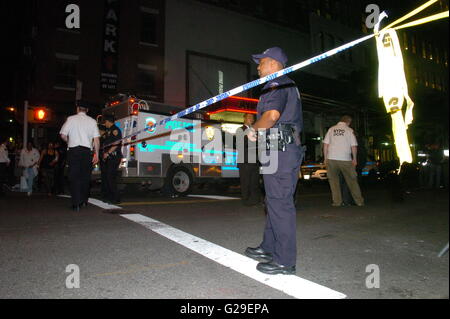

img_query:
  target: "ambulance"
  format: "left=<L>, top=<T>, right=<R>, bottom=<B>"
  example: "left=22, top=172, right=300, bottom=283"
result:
left=99, top=95, right=243, bottom=196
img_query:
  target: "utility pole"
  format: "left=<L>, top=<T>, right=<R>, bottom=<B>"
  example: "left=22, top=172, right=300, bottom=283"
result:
left=23, top=100, right=28, bottom=147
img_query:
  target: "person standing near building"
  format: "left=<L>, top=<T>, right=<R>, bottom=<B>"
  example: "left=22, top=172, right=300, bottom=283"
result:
left=427, top=143, right=444, bottom=189
left=38, top=142, right=59, bottom=196
left=54, top=140, right=67, bottom=195
left=236, top=113, right=260, bottom=206
left=18, top=142, right=40, bottom=196
left=60, top=101, right=100, bottom=211
left=101, top=115, right=122, bottom=204
left=323, top=115, right=364, bottom=207
left=0, top=138, right=11, bottom=197
left=244, top=47, right=304, bottom=275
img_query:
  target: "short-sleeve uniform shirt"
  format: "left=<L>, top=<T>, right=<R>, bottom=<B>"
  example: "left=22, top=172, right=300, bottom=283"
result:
left=323, top=122, right=358, bottom=161
left=105, top=124, right=123, bottom=157
left=257, top=75, right=303, bottom=170
left=60, top=112, right=100, bottom=150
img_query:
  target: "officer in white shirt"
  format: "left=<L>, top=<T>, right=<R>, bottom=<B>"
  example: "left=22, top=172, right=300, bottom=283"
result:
left=323, top=115, right=364, bottom=207
left=0, top=138, right=11, bottom=196
left=60, top=101, right=100, bottom=211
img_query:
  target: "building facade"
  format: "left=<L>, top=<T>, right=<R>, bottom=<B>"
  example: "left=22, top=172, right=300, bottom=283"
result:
left=5, top=0, right=448, bottom=160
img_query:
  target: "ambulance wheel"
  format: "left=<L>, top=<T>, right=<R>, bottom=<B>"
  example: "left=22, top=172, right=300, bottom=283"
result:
left=166, top=167, right=193, bottom=196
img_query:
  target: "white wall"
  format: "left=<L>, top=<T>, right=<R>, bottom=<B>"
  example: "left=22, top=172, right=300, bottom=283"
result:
left=164, top=0, right=311, bottom=107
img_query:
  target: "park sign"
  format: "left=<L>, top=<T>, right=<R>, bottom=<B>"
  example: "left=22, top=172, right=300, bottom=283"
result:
left=100, top=0, right=120, bottom=92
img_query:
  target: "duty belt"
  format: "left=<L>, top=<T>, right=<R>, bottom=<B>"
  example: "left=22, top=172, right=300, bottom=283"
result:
left=259, top=123, right=300, bottom=152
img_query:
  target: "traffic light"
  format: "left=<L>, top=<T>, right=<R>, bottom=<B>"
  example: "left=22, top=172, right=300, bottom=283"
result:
left=35, top=108, right=46, bottom=121
left=28, top=107, right=51, bottom=123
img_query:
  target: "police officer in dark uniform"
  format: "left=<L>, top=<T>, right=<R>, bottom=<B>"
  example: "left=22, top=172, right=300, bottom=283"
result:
left=244, top=47, right=304, bottom=275
left=98, top=123, right=108, bottom=201
left=102, top=115, right=122, bottom=204
left=237, top=113, right=261, bottom=206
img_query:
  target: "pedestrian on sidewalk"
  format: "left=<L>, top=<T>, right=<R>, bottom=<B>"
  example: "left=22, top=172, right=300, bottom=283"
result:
left=54, top=140, right=67, bottom=195
left=18, top=142, right=40, bottom=196
left=0, top=138, right=11, bottom=197
left=38, top=142, right=59, bottom=196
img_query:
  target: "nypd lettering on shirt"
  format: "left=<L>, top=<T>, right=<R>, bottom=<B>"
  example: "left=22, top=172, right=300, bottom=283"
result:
left=333, top=129, right=346, bottom=137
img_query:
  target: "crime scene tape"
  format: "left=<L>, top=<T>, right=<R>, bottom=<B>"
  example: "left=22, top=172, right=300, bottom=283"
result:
left=116, top=32, right=374, bottom=144
left=104, top=1, right=448, bottom=149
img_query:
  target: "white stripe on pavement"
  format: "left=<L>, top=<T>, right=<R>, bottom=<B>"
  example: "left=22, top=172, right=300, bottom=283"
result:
left=57, top=195, right=122, bottom=210
left=188, top=195, right=240, bottom=200
left=87, top=198, right=121, bottom=210
left=121, top=213, right=347, bottom=299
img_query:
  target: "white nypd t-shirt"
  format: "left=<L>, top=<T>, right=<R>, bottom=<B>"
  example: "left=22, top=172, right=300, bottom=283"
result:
left=323, top=122, right=358, bottom=161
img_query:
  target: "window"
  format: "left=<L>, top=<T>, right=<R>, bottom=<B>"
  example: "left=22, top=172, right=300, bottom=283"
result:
left=428, top=43, right=433, bottom=61
left=413, top=67, right=419, bottom=84
left=347, top=49, right=353, bottom=63
left=325, top=34, right=334, bottom=49
left=435, top=47, right=441, bottom=64
left=437, top=76, right=442, bottom=91
left=411, top=35, right=417, bottom=54
left=136, top=65, right=157, bottom=97
left=422, top=41, right=427, bottom=59
left=55, top=54, right=77, bottom=89
left=140, top=8, right=158, bottom=45
left=337, top=38, right=345, bottom=60
left=402, top=33, right=409, bottom=51
left=318, top=32, right=324, bottom=52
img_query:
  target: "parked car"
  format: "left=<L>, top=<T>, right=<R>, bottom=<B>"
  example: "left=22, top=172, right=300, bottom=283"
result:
left=299, top=162, right=327, bottom=180
left=299, top=160, right=380, bottom=181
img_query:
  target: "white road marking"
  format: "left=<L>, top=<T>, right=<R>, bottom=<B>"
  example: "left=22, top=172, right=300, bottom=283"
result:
left=121, top=213, right=347, bottom=299
left=87, top=198, right=121, bottom=210
left=77, top=195, right=346, bottom=298
left=188, top=195, right=240, bottom=200
left=58, top=195, right=121, bottom=210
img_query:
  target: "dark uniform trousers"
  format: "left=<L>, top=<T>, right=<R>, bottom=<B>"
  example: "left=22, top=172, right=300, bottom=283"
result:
left=238, top=163, right=260, bottom=204
left=103, top=156, right=121, bottom=202
left=260, top=146, right=301, bottom=267
left=68, top=146, right=92, bottom=206
left=100, top=160, right=107, bottom=198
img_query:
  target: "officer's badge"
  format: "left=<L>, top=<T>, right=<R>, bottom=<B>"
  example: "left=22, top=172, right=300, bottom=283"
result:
left=269, top=82, right=279, bottom=88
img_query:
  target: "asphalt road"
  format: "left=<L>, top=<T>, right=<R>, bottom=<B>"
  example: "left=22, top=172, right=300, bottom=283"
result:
left=0, top=181, right=448, bottom=299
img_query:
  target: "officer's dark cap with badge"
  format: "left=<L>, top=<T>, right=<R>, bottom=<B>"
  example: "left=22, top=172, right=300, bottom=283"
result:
left=76, top=100, right=96, bottom=110
left=252, top=47, right=288, bottom=67
left=103, top=114, right=115, bottom=124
